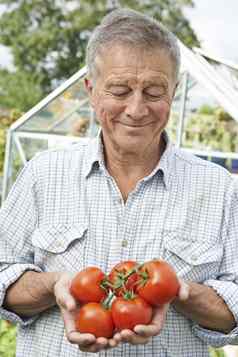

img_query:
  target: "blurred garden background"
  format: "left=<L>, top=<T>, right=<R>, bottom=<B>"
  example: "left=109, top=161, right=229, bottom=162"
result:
left=0, top=0, right=238, bottom=356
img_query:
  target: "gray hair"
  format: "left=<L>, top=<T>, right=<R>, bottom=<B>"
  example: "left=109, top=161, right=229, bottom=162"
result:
left=86, top=8, right=181, bottom=81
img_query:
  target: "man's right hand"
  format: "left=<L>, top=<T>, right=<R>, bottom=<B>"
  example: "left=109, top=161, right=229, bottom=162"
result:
left=54, top=272, right=120, bottom=353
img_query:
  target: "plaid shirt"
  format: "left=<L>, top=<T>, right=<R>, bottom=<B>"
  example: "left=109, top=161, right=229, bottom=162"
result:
left=1, top=133, right=238, bottom=357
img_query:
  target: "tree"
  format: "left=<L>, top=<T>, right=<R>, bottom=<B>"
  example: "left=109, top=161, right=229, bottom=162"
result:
left=0, top=0, right=199, bottom=112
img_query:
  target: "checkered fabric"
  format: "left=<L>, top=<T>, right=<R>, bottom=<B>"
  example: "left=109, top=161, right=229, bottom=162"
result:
left=1, top=133, right=238, bottom=357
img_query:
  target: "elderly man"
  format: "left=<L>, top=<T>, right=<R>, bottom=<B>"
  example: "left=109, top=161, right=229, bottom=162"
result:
left=0, top=8, right=238, bottom=357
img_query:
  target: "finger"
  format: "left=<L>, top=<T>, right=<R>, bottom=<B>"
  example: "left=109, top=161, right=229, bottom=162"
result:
left=61, top=307, right=97, bottom=346
left=79, top=338, right=109, bottom=353
left=134, top=304, right=169, bottom=337
left=79, top=344, right=101, bottom=353
left=108, top=338, right=119, bottom=348
left=54, top=273, right=78, bottom=311
left=178, top=279, right=190, bottom=301
left=68, top=331, right=96, bottom=346
left=120, top=329, right=150, bottom=345
left=113, top=332, right=123, bottom=343
left=61, top=308, right=77, bottom=337
left=96, top=337, right=109, bottom=347
left=55, top=285, right=77, bottom=311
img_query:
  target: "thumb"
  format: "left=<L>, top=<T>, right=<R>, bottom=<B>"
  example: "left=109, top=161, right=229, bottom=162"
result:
left=178, top=279, right=190, bottom=301
left=54, top=276, right=77, bottom=311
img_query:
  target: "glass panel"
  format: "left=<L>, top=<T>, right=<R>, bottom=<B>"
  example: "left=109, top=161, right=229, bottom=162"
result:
left=18, top=76, right=95, bottom=137
left=8, top=139, right=23, bottom=191
left=5, top=136, right=48, bottom=195
left=16, top=136, right=48, bottom=161
left=182, top=73, right=238, bottom=153
left=178, top=73, right=238, bottom=172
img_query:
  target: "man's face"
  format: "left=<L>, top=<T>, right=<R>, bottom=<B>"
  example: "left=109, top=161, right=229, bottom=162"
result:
left=86, top=45, right=177, bottom=154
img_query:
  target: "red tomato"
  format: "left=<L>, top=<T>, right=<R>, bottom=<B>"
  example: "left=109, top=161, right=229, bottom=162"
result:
left=75, top=302, right=114, bottom=338
left=109, top=260, right=139, bottom=296
left=70, top=267, right=107, bottom=304
left=137, top=260, right=180, bottom=306
left=111, top=296, right=152, bottom=330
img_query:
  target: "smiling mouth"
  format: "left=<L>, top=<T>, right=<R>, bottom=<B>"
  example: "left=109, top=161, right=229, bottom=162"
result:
left=119, top=122, right=152, bottom=128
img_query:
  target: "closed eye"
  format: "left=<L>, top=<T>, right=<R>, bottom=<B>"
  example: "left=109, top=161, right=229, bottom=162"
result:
left=144, top=86, right=166, bottom=98
left=112, top=92, right=130, bottom=97
left=109, top=91, right=131, bottom=98
left=107, top=85, right=130, bottom=97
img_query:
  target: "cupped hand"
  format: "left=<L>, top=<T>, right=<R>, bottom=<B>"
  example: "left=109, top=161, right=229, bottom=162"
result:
left=113, top=303, right=169, bottom=345
left=113, top=279, right=190, bottom=346
left=53, top=272, right=120, bottom=353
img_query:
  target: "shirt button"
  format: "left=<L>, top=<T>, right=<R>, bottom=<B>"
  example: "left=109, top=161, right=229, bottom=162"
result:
left=121, top=239, right=128, bottom=247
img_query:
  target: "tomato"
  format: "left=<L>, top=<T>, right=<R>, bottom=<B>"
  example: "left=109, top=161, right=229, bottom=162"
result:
left=70, top=267, right=107, bottom=304
left=108, top=260, right=140, bottom=296
left=136, top=260, right=179, bottom=306
left=75, top=302, right=114, bottom=338
left=111, top=296, right=152, bottom=330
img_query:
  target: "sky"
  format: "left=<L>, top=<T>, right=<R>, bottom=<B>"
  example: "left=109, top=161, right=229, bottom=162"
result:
left=184, top=0, right=238, bottom=62
left=0, top=0, right=238, bottom=68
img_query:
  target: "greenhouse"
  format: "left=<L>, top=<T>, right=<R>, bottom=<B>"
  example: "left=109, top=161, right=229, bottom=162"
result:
left=1, top=42, right=238, bottom=202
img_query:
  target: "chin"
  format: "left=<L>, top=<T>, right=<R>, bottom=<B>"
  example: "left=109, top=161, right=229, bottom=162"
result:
left=116, top=138, right=146, bottom=153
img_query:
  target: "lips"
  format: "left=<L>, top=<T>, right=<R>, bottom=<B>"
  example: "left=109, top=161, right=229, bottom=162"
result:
left=118, top=122, right=152, bottom=128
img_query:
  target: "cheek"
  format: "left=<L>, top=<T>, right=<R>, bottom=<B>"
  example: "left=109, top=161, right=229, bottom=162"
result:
left=95, top=99, right=124, bottom=124
left=153, top=101, right=171, bottom=122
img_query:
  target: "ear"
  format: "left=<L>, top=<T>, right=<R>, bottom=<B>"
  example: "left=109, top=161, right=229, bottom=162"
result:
left=84, top=78, right=93, bottom=95
left=84, top=78, right=95, bottom=107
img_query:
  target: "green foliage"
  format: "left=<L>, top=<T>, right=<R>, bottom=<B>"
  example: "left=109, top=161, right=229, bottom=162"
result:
left=184, top=107, right=238, bottom=153
left=0, top=0, right=199, bottom=112
left=119, top=0, right=199, bottom=48
left=0, top=70, right=43, bottom=111
left=0, top=320, right=16, bottom=357
left=198, top=104, right=215, bottom=115
left=209, top=347, right=226, bottom=357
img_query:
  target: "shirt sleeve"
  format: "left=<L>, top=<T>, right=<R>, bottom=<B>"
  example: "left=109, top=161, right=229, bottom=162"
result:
left=192, top=178, right=238, bottom=347
left=0, top=159, right=43, bottom=326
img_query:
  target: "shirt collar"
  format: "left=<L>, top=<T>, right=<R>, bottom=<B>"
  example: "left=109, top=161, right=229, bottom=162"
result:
left=83, top=130, right=175, bottom=189
left=83, top=130, right=105, bottom=178
left=143, top=131, right=174, bottom=189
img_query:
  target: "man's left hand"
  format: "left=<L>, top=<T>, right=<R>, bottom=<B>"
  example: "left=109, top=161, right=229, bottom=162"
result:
left=113, top=279, right=189, bottom=345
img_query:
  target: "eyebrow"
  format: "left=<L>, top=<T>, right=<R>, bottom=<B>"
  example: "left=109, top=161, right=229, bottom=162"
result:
left=105, top=84, right=129, bottom=92
left=143, top=79, right=168, bottom=89
left=106, top=81, right=168, bottom=90
left=105, top=80, right=129, bottom=87
left=105, top=75, right=169, bottom=90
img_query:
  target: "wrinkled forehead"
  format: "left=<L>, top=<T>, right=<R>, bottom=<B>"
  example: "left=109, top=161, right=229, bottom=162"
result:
left=94, top=43, right=177, bottom=86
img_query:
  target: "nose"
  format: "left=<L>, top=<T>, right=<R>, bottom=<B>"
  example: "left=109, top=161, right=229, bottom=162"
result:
left=125, top=92, right=149, bottom=119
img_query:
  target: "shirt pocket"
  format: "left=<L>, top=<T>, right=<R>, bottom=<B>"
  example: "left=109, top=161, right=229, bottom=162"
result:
left=163, top=232, right=223, bottom=282
left=31, top=224, right=88, bottom=271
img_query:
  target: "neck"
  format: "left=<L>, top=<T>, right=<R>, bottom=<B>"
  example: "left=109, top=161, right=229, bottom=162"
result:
left=103, top=135, right=165, bottom=180
left=102, top=136, right=165, bottom=202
